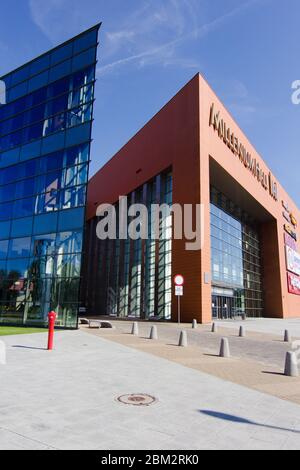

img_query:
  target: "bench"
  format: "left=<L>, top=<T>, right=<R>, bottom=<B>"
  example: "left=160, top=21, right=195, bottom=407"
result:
left=88, top=320, right=114, bottom=329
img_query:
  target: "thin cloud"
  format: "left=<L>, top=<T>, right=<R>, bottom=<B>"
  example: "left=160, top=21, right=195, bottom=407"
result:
left=98, top=37, right=185, bottom=75
left=28, top=0, right=261, bottom=76
left=102, top=0, right=195, bottom=59
left=97, top=0, right=261, bottom=76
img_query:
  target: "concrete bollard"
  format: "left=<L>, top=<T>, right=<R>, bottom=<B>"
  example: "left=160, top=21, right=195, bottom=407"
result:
left=192, top=319, right=197, bottom=329
left=284, top=330, right=291, bottom=343
left=131, top=322, right=139, bottom=336
left=284, top=352, right=299, bottom=377
left=212, top=322, right=218, bottom=333
left=239, top=326, right=246, bottom=338
left=178, top=331, right=188, bottom=347
left=219, top=338, right=230, bottom=358
left=150, top=326, right=158, bottom=340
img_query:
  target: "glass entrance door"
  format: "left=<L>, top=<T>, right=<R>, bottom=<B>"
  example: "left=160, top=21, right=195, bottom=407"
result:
left=212, top=295, right=234, bottom=319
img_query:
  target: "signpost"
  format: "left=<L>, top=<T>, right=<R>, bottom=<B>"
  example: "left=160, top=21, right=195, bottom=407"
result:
left=174, top=275, right=184, bottom=324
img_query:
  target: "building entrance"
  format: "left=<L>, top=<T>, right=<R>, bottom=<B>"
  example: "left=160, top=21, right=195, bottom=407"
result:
left=212, top=292, right=246, bottom=320
left=212, top=295, right=234, bottom=319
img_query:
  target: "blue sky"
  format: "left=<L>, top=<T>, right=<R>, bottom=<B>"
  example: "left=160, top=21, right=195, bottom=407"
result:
left=0, top=0, right=299, bottom=206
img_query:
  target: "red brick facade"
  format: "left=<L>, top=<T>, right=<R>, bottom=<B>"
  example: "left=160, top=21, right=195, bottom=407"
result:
left=87, top=74, right=300, bottom=322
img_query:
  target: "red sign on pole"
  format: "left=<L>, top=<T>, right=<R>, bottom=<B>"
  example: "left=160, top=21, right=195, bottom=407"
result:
left=174, top=275, right=184, bottom=287
left=174, top=275, right=184, bottom=325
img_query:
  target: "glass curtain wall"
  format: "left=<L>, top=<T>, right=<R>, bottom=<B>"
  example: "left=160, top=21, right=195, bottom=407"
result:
left=210, top=186, right=263, bottom=319
left=0, top=25, right=100, bottom=327
left=84, top=170, right=173, bottom=320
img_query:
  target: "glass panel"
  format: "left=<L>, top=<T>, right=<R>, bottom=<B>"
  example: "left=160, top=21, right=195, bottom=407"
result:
left=13, top=198, right=34, bottom=219
left=57, top=207, right=84, bottom=231
left=40, top=151, right=64, bottom=172
left=210, top=186, right=263, bottom=319
left=7, top=258, right=30, bottom=278
left=11, top=217, right=33, bottom=237
left=48, top=77, right=70, bottom=98
left=10, top=66, right=30, bottom=87
left=28, top=71, right=49, bottom=93
left=60, top=186, right=86, bottom=209
left=33, top=213, right=58, bottom=235
left=0, top=26, right=99, bottom=327
left=49, top=60, right=71, bottom=82
left=8, top=237, right=31, bottom=258
left=56, top=253, right=81, bottom=277
left=31, top=233, right=56, bottom=257
left=30, top=55, right=50, bottom=75
left=0, top=221, right=11, bottom=239
left=56, top=231, right=83, bottom=254
left=65, top=143, right=89, bottom=166
left=72, top=48, right=96, bottom=72
left=8, top=82, right=28, bottom=101
left=51, top=43, right=73, bottom=66
left=73, top=30, right=98, bottom=54
left=0, top=240, right=8, bottom=259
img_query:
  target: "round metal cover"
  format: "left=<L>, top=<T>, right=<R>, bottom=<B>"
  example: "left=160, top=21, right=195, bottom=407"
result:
left=117, top=394, right=157, bottom=406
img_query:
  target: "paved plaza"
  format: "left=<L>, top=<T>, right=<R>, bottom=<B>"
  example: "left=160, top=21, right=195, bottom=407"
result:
left=217, top=318, right=300, bottom=337
left=0, top=324, right=300, bottom=450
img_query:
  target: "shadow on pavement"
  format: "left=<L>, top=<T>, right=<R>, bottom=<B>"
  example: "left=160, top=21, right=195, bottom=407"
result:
left=199, top=410, right=300, bottom=434
left=261, top=371, right=285, bottom=377
left=12, top=345, right=46, bottom=351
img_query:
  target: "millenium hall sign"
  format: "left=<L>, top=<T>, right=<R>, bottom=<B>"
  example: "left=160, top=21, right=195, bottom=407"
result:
left=209, top=103, right=278, bottom=201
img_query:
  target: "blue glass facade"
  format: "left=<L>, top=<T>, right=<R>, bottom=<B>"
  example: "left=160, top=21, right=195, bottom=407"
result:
left=0, top=25, right=100, bottom=328
left=210, top=186, right=263, bottom=319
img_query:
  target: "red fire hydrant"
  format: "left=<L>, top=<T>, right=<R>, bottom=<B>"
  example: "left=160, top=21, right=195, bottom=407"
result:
left=48, top=311, right=57, bottom=351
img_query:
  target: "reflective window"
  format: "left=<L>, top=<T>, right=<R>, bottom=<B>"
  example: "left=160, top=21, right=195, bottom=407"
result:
left=84, top=171, right=172, bottom=321
left=13, top=198, right=35, bottom=219
left=56, top=253, right=81, bottom=277
left=0, top=25, right=99, bottom=327
left=72, top=48, right=96, bottom=72
left=30, top=55, right=50, bottom=76
left=7, top=258, right=29, bottom=278
left=51, top=43, right=73, bottom=66
left=11, top=217, right=33, bottom=237
left=49, top=59, right=71, bottom=82
left=10, top=66, right=30, bottom=87
left=56, top=231, right=83, bottom=254
left=9, top=238, right=31, bottom=258
left=33, top=213, right=58, bottom=235
left=210, top=186, right=263, bottom=319
left=0, top=240, right=8, bottom=259
left=31, top=233, right=56, bottom=257
left=0, top=221, right=11, bottom=239
left=40, top=151, right=64, bottom=172
left=0, top=202, right=13, bottom=221
left=73, top=30, right=98, bottom=54
left=48, top=77, right=70, bottom=98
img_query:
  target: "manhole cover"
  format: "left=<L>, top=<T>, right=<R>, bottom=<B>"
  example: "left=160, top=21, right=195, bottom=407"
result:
left=117, top=394, right=158, bottom=406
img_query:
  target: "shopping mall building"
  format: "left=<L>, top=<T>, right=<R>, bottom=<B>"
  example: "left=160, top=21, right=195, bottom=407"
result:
left=0, top=26, right=299, bottom=327
left=84, top=73, right=300, bottom=324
